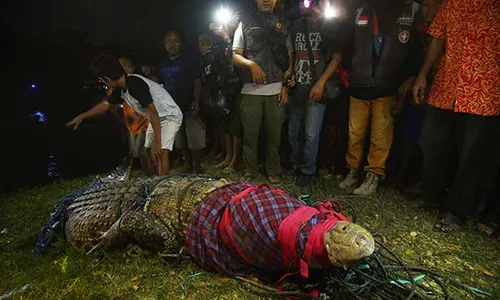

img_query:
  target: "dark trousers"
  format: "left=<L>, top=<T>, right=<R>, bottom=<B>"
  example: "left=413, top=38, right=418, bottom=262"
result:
left=420, top=105, right=500, bottom=220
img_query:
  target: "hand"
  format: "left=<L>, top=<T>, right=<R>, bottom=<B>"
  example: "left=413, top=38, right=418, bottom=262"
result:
left=412, top=75, right=427, bottom=105
left=150, top=144, right=162, bottom=164
left=398, top=76, right=415, bottom=102
left=393, top=97, right=404, bottom=116
left=278, top=86, right=289, bottom=107
left=309, top=81, right=326, bottom=102
left=192, top=101, right=200, bottom=116
left=66, top=115, right=84, bottom=130
left=283, top=69, right=296, bottom=88
left=249, top=61, right=266, bottom=85
left=210, top=23, right=230, bottom=41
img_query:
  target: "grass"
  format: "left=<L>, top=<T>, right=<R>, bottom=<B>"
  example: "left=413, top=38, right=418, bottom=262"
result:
left=1, top=163, right=499, bottom=300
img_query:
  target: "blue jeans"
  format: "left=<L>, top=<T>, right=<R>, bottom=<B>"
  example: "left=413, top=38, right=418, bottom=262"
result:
left=288, top=95, right=326, bottom=175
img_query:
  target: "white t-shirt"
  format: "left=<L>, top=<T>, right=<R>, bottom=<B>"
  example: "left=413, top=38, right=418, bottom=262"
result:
left=233, top=21, right=282, bottom=96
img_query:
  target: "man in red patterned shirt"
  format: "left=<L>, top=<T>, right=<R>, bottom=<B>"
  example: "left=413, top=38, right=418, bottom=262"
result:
left=413, top=0, right=500, bottom=232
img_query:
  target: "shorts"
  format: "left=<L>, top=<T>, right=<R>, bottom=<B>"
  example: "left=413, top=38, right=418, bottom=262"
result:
left=175, top=111, right=206, bottom=150
left=129, top=131, right=147, bottom=158
left=145, top=117, right=182, bottom=151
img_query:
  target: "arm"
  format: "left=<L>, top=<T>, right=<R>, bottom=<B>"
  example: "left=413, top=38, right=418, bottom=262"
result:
left=66, top=88, right=113, bottom=129
left=309, top=51, right=342, bottom=102
left=412, top=37, right=445, bottom=103
left=231, top=21, right=266, bottom=84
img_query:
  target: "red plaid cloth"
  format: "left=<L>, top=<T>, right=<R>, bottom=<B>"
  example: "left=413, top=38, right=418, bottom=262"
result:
left=185, top=183, right=330, bottom=275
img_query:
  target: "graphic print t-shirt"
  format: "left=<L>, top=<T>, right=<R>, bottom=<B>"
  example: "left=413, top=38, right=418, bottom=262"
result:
left=157, top=55, right=199, bottom=112
left=289, top=18, right=326, bottom=91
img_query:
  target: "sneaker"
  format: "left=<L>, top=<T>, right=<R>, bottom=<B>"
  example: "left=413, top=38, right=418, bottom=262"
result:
left=296, top=173, right=316, bottom=187
left=339, top=169, right=358, bottom=190
left=353, top=172, right=379, bottom=196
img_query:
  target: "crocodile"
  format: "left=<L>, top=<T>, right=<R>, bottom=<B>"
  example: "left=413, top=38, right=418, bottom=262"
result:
left=37, top=173, right=375, bottom=277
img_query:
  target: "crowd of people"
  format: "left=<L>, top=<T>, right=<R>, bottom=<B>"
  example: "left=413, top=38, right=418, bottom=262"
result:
left=67, top=0, right=499, bottom=235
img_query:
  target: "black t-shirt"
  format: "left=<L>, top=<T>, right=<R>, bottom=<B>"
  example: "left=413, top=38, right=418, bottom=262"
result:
left=108, top=76, right=153, bottom=107
left=157, top=55, right=199, bottom=112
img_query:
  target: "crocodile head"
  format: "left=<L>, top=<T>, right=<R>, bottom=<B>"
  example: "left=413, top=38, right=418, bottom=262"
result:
left=323, top=221, right=375, bottom=269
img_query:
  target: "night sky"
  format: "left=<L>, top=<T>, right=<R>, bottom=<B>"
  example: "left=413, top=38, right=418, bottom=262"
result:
left=2, top=0, right=228, bottom=51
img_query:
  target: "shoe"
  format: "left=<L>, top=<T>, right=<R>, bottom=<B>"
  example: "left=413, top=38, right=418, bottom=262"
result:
left=339, top=169, right=358, bottom=190
left=353, top=172, right=379, bottom=196
left=296, top=173, right=316, bottom=187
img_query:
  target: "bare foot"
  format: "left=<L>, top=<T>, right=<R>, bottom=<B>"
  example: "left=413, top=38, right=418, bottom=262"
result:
left=216, top=159, right=231, bottom=169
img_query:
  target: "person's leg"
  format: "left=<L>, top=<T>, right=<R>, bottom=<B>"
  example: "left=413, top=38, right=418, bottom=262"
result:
left=226, top=96, right=243, bottom=172
left=136, top=131, right=153, bottom=176
left=174, top=119, right=192, bottom=173
left=240, top=94, right=264, bottom=178
left=185, top=112, right=207, bottom=174
left=144, top=124, right=158, bottom=174
left=216, top=117, right=232, bottom=168
left=263, top=94, right=285, bottom=182
left=288, top=93, right=307, bottom=176
left=354, top=96, right=394, bottom=195
left=440, top=114, right=500, bottom=231
left=158, top=119, right=182, bottom=175
left=297, top=101, right=326, bottom=186
left=364, top=96, right=395, bottom=178
left=420, top=106, right=455, bottom=209
left=339, top=97, right=371, bottom=189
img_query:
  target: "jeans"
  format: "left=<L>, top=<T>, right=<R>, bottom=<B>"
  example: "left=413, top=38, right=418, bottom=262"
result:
left=345, top=96, right=395, bottom=178
left=288, top=96, right=326, bottom=175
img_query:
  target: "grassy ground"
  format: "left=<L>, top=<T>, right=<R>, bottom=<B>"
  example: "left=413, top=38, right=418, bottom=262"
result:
left=1, top=163, right=499, bottom=300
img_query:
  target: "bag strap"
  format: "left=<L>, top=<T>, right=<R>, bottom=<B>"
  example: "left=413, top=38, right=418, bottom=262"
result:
left=303, top=17, right=318, bottom=82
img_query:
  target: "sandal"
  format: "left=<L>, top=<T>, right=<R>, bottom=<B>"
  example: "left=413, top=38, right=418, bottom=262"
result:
left=240, top=173, right=254, bottom=182
left=434, top=212, right=462, bottom=233
left=477, top=222, right=499, bottom=236
left=267, top=175, right=281, bottom=184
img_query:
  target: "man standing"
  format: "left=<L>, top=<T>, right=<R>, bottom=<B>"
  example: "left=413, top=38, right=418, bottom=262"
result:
left=232, top=0, right=290, bottom=183
left=338, top=0, right=419, bottom=195
left=158, top=30, right=206, bottom=174
left=413, top=0, right=500, bottom=232
left=287, top=0, right=343, bottom=186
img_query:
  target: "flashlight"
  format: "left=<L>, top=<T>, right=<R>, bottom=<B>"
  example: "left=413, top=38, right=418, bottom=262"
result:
left=323, top=2, right=338, bottom=19
left=214, top=7, right=232, bottom=25
left=303, top=0, right=312, bottom=8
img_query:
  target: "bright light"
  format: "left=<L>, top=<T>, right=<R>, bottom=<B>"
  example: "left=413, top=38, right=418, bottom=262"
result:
left=215, top=7, right=232, bottom=24
left=31, top=84, right=36, bottom=89
left=304, top=0, right=311, bottom=8
left=324, top=3, right=338, bottom=19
